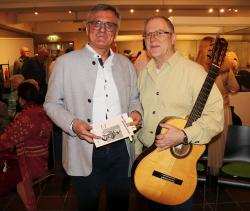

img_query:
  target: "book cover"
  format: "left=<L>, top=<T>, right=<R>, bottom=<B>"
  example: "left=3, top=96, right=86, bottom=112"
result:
left=92, top=113, right=134, bottom=147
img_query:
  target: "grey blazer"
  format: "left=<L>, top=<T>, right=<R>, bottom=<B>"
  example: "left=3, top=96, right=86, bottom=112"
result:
left=44, top=46, right=142, bottom=176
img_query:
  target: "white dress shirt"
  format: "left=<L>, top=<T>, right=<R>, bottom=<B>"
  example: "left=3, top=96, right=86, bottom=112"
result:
left=87, top=45, right=122, bottom=124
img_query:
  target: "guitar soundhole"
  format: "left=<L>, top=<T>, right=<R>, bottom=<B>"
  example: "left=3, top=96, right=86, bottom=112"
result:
left=171, top=144, right=192, bottom=159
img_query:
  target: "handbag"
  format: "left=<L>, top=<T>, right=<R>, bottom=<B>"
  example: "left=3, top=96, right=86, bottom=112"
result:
left=0, top=151, right=17, bottom=171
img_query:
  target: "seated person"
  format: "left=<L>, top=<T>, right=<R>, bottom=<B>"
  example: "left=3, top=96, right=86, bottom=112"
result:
left=0, top=82, right=52, bottom=211
left=0, top=93, right=9, bottom=133
left=226, top=51, right=239, bottom=75
left=8, top=74, right=24, bottom=119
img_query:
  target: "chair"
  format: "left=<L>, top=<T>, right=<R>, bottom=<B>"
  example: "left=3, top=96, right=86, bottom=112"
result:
left=215, top=125, right=250, bottom=210
left=32, top=132, right=55, bottom=188
left=197, top=147, right=208, bottom=211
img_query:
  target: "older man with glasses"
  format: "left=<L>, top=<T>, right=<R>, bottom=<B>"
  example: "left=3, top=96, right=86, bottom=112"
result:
left=135, top=16, right=224, bottom=210
left=44, top=4, right=142, bottom=211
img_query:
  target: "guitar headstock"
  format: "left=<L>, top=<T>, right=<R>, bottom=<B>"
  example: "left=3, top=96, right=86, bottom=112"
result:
left=207, top=37, right=228, bottom=67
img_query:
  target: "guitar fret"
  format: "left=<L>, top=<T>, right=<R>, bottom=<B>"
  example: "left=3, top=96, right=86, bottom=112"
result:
left=185, top=41, right=227, bottom=128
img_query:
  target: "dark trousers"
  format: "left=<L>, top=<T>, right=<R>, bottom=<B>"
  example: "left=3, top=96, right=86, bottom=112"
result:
left=71, top=141, right=130, bottom=211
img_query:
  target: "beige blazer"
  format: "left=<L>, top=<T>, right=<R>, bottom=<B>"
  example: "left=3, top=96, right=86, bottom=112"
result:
left=44, top=46, right=142, bottom=176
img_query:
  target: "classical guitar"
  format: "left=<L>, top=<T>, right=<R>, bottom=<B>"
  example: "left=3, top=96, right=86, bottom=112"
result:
left=133, top=37, right=228, bottom=205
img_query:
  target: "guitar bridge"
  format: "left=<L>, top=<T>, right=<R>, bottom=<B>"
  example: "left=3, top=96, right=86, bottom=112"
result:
left=152, top=170, right=183, bottom=185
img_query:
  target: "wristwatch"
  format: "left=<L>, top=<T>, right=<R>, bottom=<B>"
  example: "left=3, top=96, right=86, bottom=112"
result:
left=182, top=130, right=189, bottom=145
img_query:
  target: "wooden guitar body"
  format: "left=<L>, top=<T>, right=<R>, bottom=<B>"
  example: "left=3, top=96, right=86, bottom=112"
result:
left=133, top=117, right=205, bottom=205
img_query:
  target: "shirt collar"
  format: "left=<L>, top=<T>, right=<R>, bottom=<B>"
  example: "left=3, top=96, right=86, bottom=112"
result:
left=147, top=51, right=181, bottom=75
left=86, top=44, right=114, bottom=59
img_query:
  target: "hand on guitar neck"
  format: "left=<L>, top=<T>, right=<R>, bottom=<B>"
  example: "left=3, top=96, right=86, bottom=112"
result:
left=155, top=123, right=186, bottom=151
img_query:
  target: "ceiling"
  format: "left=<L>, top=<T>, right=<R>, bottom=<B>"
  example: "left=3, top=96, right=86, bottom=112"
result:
left=0, top=0, right=250, bottom=37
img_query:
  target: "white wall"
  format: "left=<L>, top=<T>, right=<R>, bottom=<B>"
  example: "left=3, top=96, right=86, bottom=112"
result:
left=0, top=38, right=34, bottom=74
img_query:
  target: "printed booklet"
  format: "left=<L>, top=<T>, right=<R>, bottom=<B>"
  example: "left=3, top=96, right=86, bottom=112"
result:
left=92, top=113, right=135, bottom=147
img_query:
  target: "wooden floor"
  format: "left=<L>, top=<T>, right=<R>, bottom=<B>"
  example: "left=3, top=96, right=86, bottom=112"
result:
left=1, top=163, right=250, bottom=211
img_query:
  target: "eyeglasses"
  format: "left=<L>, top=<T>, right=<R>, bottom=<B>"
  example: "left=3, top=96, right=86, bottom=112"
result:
left=143, top=30, right=171, bottom=39
left=87, top=20, right=118, bottom=32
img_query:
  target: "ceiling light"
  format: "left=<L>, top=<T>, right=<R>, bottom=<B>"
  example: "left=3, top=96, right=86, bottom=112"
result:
left=228, top=8, right=232, bottom=11
left=220, top=8, right=225, bottom=13
left=34, top=11, right=38, bottom=15
left=130, top=9, right=134, bottom=13
left=234, top=9, right=238, bottom=12
left=208, top=8, right=213, bottom=13
left=68, top=10, right=72, bottom=14
left=168, top=9, right=173, bottom=13
left=155, top=9, right=160, bottom=13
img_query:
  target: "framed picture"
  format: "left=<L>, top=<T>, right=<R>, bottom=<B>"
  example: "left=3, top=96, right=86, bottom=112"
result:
left=0, top=64, right=10, bottom=89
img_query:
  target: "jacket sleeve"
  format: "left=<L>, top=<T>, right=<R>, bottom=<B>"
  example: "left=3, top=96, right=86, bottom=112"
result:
left=127, top=60, right=143, bottom=116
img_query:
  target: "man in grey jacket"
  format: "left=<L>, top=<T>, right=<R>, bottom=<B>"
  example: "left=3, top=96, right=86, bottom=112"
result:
left=44, top=4, right=142, bottom=211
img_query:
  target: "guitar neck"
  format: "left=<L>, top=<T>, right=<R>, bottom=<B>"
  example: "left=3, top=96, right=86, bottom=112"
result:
left=185, top=63, right=220, bottom=127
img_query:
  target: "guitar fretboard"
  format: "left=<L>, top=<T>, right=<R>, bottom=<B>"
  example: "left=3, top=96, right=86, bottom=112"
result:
left=185, top=37, right=228, bottom=128
left=185, top=63, right=220, bottom=128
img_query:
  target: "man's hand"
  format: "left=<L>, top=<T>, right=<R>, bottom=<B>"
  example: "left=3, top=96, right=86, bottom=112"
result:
left=155, top=123, right=185, bottom=151
left=128, top=111, right=142, bottom=128
left=72, top=119, right=102, bottom=144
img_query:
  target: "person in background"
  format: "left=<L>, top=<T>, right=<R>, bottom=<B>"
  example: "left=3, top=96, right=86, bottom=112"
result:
left=7, top=74, right=24, bottom=119
left=0, top=82, right=52, bottom=211
left=48, top=46, right=75, bottom=192
left=225, top=51, right=242, bottom=124
left=0, top=89, right=9, bottom=133
left=13, top=47, right=30, bottom=75
left=23, top=79, right=40, bottom=91
left=0, top=65, right=4, bottom=100
left=44, top=4, right=142, bottom=211
left=134, top=39, right=151, bottom=76
left=22, top=47, right=49, bottom=103
left=226, top=51, right=239, bottom=75
left=136, top=16, right=224, bottom=211
left=48, top=47, right=74, bottom=81
left=196, top=36, right=240, bottom=180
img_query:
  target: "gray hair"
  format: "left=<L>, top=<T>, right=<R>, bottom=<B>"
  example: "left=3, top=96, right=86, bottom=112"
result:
left=86, top=4, right=121, bottom=28
left=144, top=16, right=175, bottom=33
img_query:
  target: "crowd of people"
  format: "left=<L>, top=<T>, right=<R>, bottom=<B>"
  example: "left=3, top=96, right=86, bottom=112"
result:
left=0, top=3, right=243, bottom=211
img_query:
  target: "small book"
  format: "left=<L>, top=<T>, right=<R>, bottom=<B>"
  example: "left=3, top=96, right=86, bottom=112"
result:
left=92, top=113, right=134, bottom=148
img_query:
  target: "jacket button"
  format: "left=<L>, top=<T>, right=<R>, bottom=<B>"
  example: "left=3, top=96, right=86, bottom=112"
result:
left=92, top=61, right=96, bottom=65
left=152, top=111, right=156, bottom=114
left=87, top=118, right=91, bottom=123
left=88, top=99, right=91, bottom=103
left=156, top=92, right=159, bottom=95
